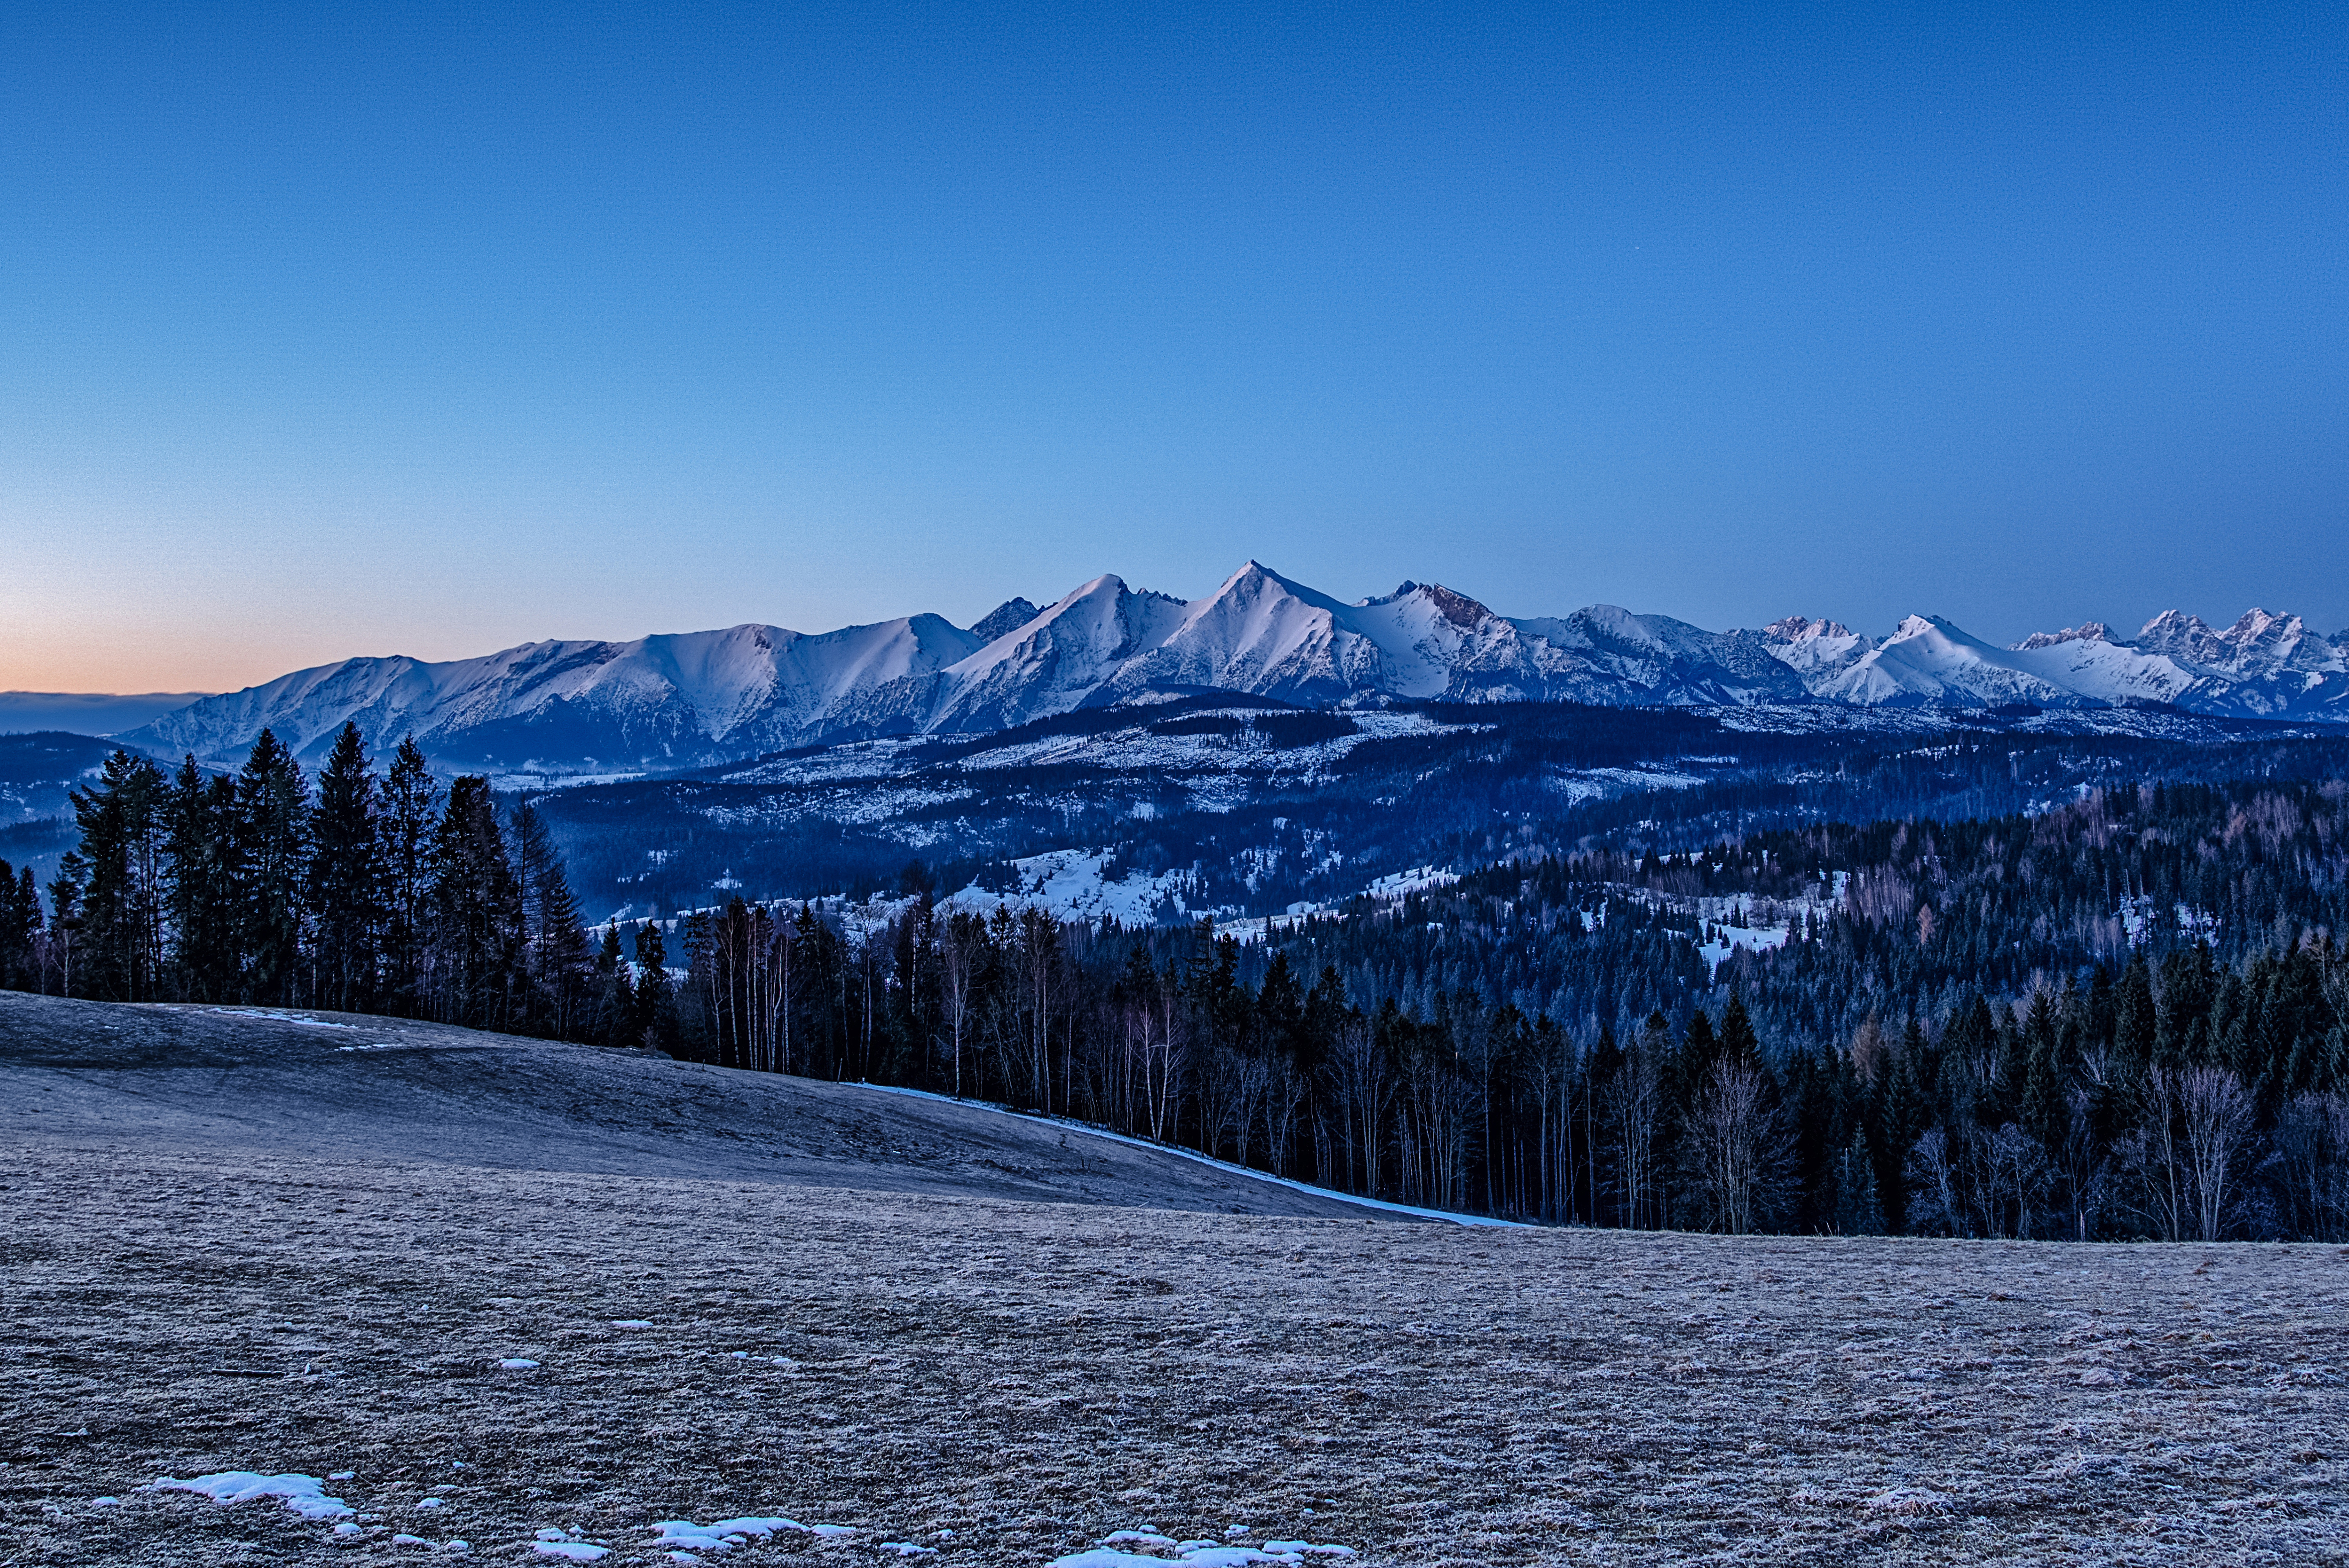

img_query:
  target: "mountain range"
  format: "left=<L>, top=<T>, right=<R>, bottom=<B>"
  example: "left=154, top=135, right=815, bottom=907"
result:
left=108, top=563, right=2349, bottom=771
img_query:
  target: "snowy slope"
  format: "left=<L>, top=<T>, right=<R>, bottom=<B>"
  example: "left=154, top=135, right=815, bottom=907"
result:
left=1760, top=617, right=1871, bottom=681
left=1507, top=606, right=1810, bottom=705
left=124, top=616, right=985, bottom=767
left=1809, top=616, right=2190, bottom=708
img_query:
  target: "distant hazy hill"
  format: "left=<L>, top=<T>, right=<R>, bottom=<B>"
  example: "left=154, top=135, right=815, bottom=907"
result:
left=0, top=690, right=212, bottom=737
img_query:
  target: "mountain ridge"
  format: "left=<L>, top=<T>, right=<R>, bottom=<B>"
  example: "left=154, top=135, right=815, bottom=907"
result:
left=109, top=566, right=2349, bottom=769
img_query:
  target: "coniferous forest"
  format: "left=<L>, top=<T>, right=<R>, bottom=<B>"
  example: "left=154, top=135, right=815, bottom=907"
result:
left=8, top=727, right=2345, bottom=1244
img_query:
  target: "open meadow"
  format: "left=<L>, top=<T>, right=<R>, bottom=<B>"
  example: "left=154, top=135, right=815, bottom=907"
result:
left=3, top=996, right=2345, bottom=1566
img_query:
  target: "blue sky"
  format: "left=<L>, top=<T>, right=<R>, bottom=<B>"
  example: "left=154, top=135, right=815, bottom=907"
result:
left=2, top=1, right=2342, bottom=691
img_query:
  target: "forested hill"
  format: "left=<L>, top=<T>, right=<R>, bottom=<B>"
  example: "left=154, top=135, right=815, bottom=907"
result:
left=1315, top=778, right=2349, bottom=1054
left=9, top=721, right=2345, bottom=1244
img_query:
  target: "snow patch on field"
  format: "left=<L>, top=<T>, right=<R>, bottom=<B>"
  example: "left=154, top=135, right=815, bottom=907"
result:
left=1049, top=1531, right=1356, bottom=1566
left=207, top=1008, right=357, bottom=1029
left=649, top=1515, right=855, bottom=1552
left=150, top=1471, right=353, bottom=1520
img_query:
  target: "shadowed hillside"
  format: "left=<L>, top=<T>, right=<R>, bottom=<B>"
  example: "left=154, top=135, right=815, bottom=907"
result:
left=0, top=992, right=1393, bottom=1220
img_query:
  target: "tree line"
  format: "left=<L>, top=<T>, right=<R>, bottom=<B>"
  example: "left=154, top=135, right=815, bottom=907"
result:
left=630, top=780, right=2347, bottom=1240
left=0, top=726, right=614, bottom=1038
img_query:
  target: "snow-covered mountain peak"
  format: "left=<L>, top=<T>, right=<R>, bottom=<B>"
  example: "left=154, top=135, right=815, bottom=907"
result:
left=1760, top=616, right=1871, bottom=680
left=2014, top=623, right=2114, bottom=651
left=1763, top=615, right=1854, bottom=642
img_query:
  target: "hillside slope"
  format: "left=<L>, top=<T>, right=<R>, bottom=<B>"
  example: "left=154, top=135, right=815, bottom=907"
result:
left=0, top=992, right=1389, bottom=1220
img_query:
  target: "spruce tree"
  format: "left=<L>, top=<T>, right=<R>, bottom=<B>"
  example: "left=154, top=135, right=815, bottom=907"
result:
left=0, top=862, right=35, bottom=990
left=235, top=729, right=310, bottom=1004
left=167, top=767, right=244, bottom=1002
left=2114, top=953, right=2158, bottom=1084
left=594, top=922, right=637, bottom=1047
left=509, top=798, right=590, bottom=1036
left=310, top=723, right=382, bottom=1013
left=428, top=775, right=525, bottom=1029
left=67, top=749, right=169, bottom=1000
left=379, top=736, right=441, bottom=1015
left=2021, top=989, right=2063, bottom=1152
left=632, top=921, right=676, bottom=1049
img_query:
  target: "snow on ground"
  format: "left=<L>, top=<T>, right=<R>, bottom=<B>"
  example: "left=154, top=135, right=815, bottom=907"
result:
left=532, top=1526, right=611, bottom=1558
left=938, top=849, right=1195, bottom=928
left=1361, top=865, right=1458, bottom=899
left=1697, top=923, right=1792, bottom=971
left=206, top=1008, right=357, bottom=1029
left=1542, top=764, right=1711, bottom=804
left=490, top=771, right=646, bottom=792
left=951, top=711, right=1459, bottom=780
left=853, top=1082, right=1521, bottom=1229
left=2119, top=897, right=2220, bottom=945
left=1049, top=1530, right=1357, bottom=1567
left=649, top=1514, right=856, bottom=1552
left=148, top=1471, right=353, bottom=1520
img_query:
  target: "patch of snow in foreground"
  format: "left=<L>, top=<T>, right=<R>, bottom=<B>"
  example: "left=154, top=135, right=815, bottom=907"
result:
left=1050, top=1537, right=1355, bottom=1568
left=497, top=1357, right=541, bottom=1370
left=650, top=1516, right=856, bottom=1552
left=149, top=1471, right=354, bottom=1520
left=855, top=1082, right=1523, bottom=1229
left=207, top=1007, right=358, bottom=1028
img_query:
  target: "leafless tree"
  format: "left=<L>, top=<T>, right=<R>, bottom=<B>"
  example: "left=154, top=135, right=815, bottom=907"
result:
left=1606, top=1040, right=1662, bottom=1229
left=1685, top=1058, right=1778, bottom=1235
left=2178, top=1065, right=2255, bottom=1242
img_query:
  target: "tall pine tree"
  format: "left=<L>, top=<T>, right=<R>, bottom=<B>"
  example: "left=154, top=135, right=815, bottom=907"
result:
left=509, top=797, right=589, bottom=1036
left=428, top=775, right=524, bottom=1029
left=235, top=729, right=310, bottom=1004
left=379, top=735, right=441, bottom=1015
left=310, top=723, right=382, bottom=1013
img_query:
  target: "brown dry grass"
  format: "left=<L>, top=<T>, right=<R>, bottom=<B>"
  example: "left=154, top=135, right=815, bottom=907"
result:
left=4, top=997, right=2347, bottom=1566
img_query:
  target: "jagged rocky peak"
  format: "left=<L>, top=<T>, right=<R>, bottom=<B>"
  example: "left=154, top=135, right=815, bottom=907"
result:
left=1364, top=579, right=1493, bottom=628
left=2135, top=607, right=2331, bottom=675
left=1763, top=615, right=1855, bottom=642
left=968, top=597, right=1043, bottom=643
left=1412, top=582, right=1493, bottom=629
left=2136, top=609, right=2224, bottom=661
left=2014, top=622, right=2113, bottom=651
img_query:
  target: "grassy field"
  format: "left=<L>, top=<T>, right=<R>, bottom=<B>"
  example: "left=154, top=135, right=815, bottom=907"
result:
left=4, top=996, right=2346, bottom=1566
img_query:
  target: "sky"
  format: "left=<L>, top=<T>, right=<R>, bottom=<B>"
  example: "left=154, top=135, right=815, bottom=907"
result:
left=2, top=2, right=2342, bottom=693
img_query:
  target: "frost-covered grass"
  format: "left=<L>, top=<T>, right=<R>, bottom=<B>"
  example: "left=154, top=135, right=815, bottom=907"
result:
left=8, top=1131, right=2348, bottom=1567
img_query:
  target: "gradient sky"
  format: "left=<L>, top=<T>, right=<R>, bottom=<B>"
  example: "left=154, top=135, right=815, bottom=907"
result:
left=2, top=2, right=2342, bottom=693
